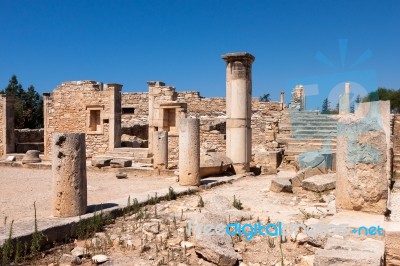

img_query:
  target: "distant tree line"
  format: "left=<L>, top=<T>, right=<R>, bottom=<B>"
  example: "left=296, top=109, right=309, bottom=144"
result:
left=0, top=75, right=43, bottom=128
left=321, top=87, right=400, bottom=114
left=361, top=87, right=400, bottom=113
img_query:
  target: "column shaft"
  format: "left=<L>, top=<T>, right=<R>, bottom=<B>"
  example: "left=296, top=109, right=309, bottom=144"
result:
left=179, top=118, right=200, bottom=186
left=52, top=133, right=87, bottom=217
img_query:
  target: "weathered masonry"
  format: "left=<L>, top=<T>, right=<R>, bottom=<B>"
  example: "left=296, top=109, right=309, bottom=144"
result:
left=43, top=81, right=122, bottom=159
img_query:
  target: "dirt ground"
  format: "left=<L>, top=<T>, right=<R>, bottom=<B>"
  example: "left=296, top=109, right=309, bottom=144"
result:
left=31, top=173, right=327, bottom=266
left=0, top=167, right=176, bottom=227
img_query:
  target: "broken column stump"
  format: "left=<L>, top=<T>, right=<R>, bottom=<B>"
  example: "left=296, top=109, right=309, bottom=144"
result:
left=52, top=133, right=87, bottom=217
left=179, top=118, right=200, bottom=186
left=153, top=131, right=168, bottom=170
left=22, top=150, right=41, bottom=164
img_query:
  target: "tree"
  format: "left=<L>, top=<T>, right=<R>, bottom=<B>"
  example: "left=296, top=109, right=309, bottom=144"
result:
left=355, top=94, right=362, bottom=104
left=1, top=75, right=43, bottom=128
left=362, top=87, right=400, bottom=113
left=321, top=98, right=330, bottom=114
left=259, top=93, right=270, bottom=102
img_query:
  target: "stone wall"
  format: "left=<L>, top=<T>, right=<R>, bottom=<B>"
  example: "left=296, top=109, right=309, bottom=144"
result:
left=121, top=91, right=283, bottom=161
left=0, top=95, right=15, bottom=158
left=0, top=96, right=5, bottom=158
left=15, top=129, right=44, bottom=143
left=393, top=114, right=400, bottom=174
left=44, top=81, right=122, bottom=158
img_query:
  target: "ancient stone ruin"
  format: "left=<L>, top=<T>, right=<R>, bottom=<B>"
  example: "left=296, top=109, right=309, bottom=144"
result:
left=0, top=52, right=400, bottom=266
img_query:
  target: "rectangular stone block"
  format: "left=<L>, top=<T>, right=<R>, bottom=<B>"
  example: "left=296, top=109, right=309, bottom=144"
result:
left=385, top=222, right=400, bottom=266
left=336, top=115, right=388, bottom=214
left=91, top=158, right=111, bottom=167
left=314, top=238, right=384, bottom=266
left=110, top=159, right=132, bottom=168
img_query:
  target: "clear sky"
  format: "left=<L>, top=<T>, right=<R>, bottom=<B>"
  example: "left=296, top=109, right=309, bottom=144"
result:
left=1, top=0, right=399, bottom=109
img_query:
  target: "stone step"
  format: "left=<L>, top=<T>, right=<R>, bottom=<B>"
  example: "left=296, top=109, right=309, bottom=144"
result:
left=293, top=129, right=337, bottom=134
left=287, top=143, right=337, bottom=150
left=292, top=134, right=337, bottom=139
left=279, top=138, right=337, bottom=144
left=93, top=155, right=153, bottom=164
left=105, top=148, right=150, bottom=158
left=279, top=124, right=337, bottom=131
left=284, top=149, right=336, bottom=156
left=290, top=122, right=338, bottom=126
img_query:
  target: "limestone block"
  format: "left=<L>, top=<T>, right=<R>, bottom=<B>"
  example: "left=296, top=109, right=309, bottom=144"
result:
left=389, top=181, right=400, bottom=222
left=270, top=177, right=292, bottom=193
left=91, top=158, right=111, bottom=167
left=179, top=118, right=200, bottom=186
left=385, top=222, right=400, bottom=266
left=254, top=149, right=282, bottom=174
left=191, top=212, right=238, bottom=266
left=297, top=151, right=333, bottom=170
left=290, top=167, right=323, bottom=187
left=22, top=150, right=41, bottom=164
left=314, top=238, right=384, bottom=265
left=6, top=156, right=15, bottom=162
left=336, top=115, right=388, bottom=214
left=302, top=173, right=336, bottom=192
left=110, top=159, right=132, bottom=168
left=200, top=152, right=232, bottom=178
left=52, top=133, right=87, bottom=217
left=116, top=172, right=128, bottom=179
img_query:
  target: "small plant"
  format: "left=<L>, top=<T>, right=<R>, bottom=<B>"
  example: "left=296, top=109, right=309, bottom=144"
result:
left=197, top=196, right=204, bottom=207
left=14, top=240, right=21, bottom=264
left=127, top=195, right=131, bottom=213
left=167, top=186, right=177, bottom=201
left=187, top=188, right=196, bottom=195
left=31, top=201, right=46, bottom=261
left=167, top=226, right=172, bottom=239
left=173, top=214, right=177, bottom=229
left=183, top=226, right=188, bottom=241
left=233, top=195, right=243, bottom=210
left=148, top=193, right=159, bottom=205
left=299, top=208, right=314, bottom=221
left=131, top=198, right=140, bottom=214
left=2, top=219, right=14, bottom=265
left=268, top=236, right=275, bottom=248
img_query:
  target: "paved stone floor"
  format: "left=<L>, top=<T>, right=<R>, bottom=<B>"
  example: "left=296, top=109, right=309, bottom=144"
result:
left=0, top=166, right=176, bottom=227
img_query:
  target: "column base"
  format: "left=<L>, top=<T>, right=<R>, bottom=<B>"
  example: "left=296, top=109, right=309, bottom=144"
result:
left=232, top=163, right=250, bottom=174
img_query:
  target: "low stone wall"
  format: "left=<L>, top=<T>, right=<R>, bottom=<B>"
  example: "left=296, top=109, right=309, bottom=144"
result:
left=15, top=129, right=44, bottom=143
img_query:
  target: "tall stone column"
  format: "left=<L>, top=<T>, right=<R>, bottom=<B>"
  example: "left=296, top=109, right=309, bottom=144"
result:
left=153, top=131, right=168, bottom=170
left=222, top=52, right=255, bottom=174
left=280, top=92, right=285, bottom=110
left=106, top=83, right=122, bottom=151
left=52, top=133, right=87, bottom=217
left=179, top=118, right=200, bottom=186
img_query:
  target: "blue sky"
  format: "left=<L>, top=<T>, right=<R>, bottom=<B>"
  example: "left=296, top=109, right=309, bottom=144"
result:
left=1, top=0, right=399, bottom=109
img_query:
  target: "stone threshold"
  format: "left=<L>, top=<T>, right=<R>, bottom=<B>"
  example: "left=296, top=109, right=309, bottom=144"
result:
left=0, top=173, right=250, bottom=249
left=0, top=161, right=176, bottom=177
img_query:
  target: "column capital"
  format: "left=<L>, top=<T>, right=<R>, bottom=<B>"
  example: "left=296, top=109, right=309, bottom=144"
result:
left=222, top=52, right=255, bottom=63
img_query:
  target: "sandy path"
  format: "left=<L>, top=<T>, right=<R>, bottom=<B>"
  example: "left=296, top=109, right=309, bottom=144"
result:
left=0, top=167, right=175, bottom=227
